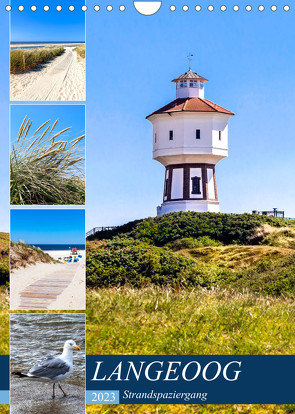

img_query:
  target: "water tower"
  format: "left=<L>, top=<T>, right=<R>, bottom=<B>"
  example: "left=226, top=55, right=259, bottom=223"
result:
left=146, top=64, right=234, bottom=215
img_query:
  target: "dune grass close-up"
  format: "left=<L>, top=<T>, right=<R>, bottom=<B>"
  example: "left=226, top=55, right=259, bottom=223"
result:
left=10, top=116, right=85, bottom=205
left=10, top=46, right=65, bottom=74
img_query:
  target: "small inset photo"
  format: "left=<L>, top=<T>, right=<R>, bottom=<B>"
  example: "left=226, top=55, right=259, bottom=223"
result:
left=10, top=313, right=85, bottom=414
left=10, top=209, right=85, bottom=310
left=10, top=105, right=85, bottom=205
left=10, top=0, right=85, bottom=101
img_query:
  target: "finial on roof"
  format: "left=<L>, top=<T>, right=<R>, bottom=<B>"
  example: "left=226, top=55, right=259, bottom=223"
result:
left=187, top=53, right=193, bottom=71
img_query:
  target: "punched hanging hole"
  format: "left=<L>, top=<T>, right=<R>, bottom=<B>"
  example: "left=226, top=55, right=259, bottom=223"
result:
left=31, top=5, right=37, bottom=11
left=69, top=5, right=75, bottom=11
left=18, top=5, right=24, bottom=11
left=220, top=5, right=227, bottom=11
left=208, top=5, right=214, bottom=11
left=56, top=5, right=62, bottom=11
left=107, top=5, right=113, bottom=11
left=119, top=5, right=126, bottom=10
left=195, top=5, right=201, bottom=11
left=94, top=5, right=100, bottom=11
left=170, top=5, right=176, bottom=11
left=82, top=5, right=87, bottom=11
left=44, top=5, right=49, bottom=11
left=233, top=5, right=239, bottom=11
left=245, top=5, right=252, bottom=11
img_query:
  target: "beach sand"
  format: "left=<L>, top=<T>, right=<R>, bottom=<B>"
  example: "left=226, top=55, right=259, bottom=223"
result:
left=10, top=47, right=85, bottom=101
left=10, top=250, right=85, bottom=310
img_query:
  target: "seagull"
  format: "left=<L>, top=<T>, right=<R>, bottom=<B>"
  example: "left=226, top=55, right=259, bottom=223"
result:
left=12, top=339, right=81, bottom=398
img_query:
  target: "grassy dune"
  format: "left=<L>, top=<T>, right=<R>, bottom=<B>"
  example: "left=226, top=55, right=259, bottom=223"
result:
left=0, top=289, right=9, bottom=355
left=74, top=45, right=85, bottom=59
left=10, top=241, right=55, bottom=270
left=10, top=46, right=65, bottom=74
left=0, top=233, right=9, bottom=286
left=178, top=245, right=294, bottom=270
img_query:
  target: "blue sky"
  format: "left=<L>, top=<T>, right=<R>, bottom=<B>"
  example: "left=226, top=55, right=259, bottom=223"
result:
left=10, top=0, right=85, bottom=42
left=10, top=104, right=85, bottom=147
left=0, top=7, right=295, bottom=232
left=10, top=209, right=85, bottom=244
left=85, top=9, right=295, bottom=229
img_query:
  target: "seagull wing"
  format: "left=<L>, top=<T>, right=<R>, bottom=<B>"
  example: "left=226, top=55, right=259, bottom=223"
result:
left=28, top=355, right=71, bottom=380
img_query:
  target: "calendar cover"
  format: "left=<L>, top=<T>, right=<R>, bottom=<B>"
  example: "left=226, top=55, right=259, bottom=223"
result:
left=0, top=0, right=294, bottom=412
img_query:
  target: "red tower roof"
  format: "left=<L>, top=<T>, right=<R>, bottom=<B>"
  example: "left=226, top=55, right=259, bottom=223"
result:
left=146, top=97, right=234, bottom=119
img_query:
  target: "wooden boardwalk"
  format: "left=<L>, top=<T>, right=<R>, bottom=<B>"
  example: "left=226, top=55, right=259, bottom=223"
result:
left=18, top=263, right=79, bottom=310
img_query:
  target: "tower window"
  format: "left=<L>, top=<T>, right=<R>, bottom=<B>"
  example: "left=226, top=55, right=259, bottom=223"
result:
left=164, top=178, right=169, bottom=196
left=219, top=131, right=222, bottom=140
left=180, top=80, right=187, bottom=88
left=155, top=133, right=157, bottom=143
left=191, top=176, right=201, bottom=195
left=200, top=82, right=204, bottom=89
left=190, top=80, right=198, bottom=88
left=196, top=129, right=201, bottom=139
left=169, top=130, right=173, bottom=140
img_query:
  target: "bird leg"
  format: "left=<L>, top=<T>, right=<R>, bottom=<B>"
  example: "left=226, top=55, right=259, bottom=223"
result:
left=58, top=382, right=67, bottom=397
left=52, top=383, right=55, bottom=399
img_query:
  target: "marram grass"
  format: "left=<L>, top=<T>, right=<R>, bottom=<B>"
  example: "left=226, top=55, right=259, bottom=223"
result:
left=10, top=46, right=65, bottom=74
left=74, top=45, right=86, bottom=59
left=10, top=116, right=85, bottom=205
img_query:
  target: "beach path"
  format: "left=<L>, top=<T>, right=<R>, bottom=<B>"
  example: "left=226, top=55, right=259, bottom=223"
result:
left=10, top=47, right=85, bottom=101
left=11, top=260, right=85, bottom=310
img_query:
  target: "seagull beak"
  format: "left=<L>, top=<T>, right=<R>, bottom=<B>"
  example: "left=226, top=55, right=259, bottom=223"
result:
left=74, top=345, right=81, bottom=350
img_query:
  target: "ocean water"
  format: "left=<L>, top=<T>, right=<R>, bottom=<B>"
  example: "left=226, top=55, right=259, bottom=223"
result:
left=11, top=41, right=84, bottom=50
left=29, top=244, right=85, bottom=251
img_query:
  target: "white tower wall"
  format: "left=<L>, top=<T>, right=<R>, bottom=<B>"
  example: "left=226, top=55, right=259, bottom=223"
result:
left=151, top=112, right=231, bottom=166
left=146, top=68, right=234, bottom=216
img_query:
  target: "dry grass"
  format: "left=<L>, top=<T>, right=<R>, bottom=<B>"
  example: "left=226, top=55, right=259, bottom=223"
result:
left=87, top=240, right=107, bottom=251
left=10, top=46, right=65, bottom=73
left=0, top=233, right=9, bottom=252
left=260, top=227, right=295, bottom=249
left=74, top=45, right=85, bottom=59
left=0, top=289, right=9, bottom=355
left=10, top=116, right=85, bottom=205
left=10, top=241, right=55, bottom=270
left=178, top=245, right=294, bottom=270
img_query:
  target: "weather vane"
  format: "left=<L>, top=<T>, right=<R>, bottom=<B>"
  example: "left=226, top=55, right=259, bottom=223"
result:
left=187, top=52, right=193, bottom=70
